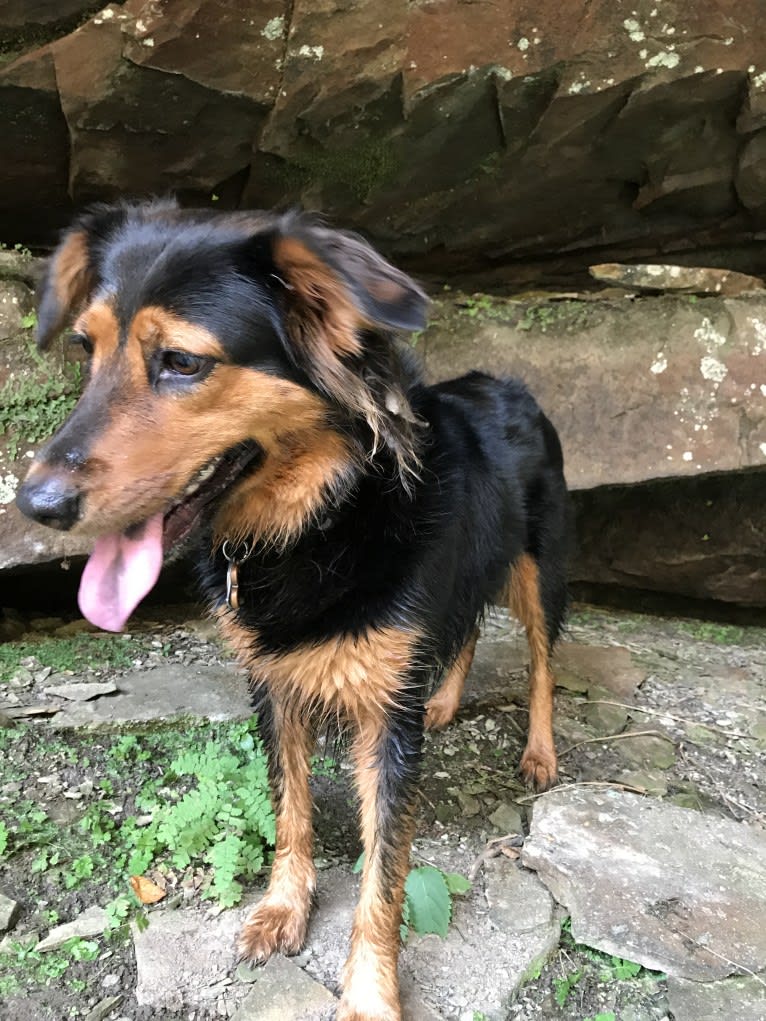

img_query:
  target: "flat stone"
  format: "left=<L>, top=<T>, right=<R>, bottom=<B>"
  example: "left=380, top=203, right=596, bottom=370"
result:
left=488, top=802, right=523, bottom=834
left=668, top=974, right=766, bottom=1021
left=52, top=663, right=252, bottom=728
left=36, top=905, right=109, bottom=951
left=483, top=859, right=555, bottom=935
left=233, top=956, right=336, bottom=1021
left=554, top=644, right=645, bottom=699
left=583, top=686, right=630, bottom=735
left=299, top=865, right=559, bottom=1021
left=589, top=262, right=765, bottom=296
left=43, top=681, right=118, bottom=702
left=615, top=768, right=669, bottom=797
left=522, top=789, right=766, bottom=981
left=133, top=903, right=252, bottom=1010
left=0, top=893, right=20, bottom=934
left=618, top=729, right=676, bottom=769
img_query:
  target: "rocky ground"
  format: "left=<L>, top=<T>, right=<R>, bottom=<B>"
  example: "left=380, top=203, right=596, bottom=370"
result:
left=0, top=603, right=765, bottom=1021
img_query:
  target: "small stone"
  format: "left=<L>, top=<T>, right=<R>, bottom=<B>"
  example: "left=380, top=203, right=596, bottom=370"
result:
left=0, top=894, right=20, bottom=934
left=616, top=768, right=668, bottom=797
left=83, top=996, right=123, bottom=1021
left=555, top=670, right=590, bottom=693
left=483, top=859, right=555, bottom=935
left=456, top=792, right=481, bottom=817
left=488, top=802, right=523, bottom=834
left=36, top=905, right=109, bottom=951
left=617, top=730, right=676, bottom=769
left=43, top=681, right=118, bottom=701
left=584, top=686, right=629, bottom=735
left=232, top=956, right=336, bottom=1020
left=236, top=962, right=260, bottom=984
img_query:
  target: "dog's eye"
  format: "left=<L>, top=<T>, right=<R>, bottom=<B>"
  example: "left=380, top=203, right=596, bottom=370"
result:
left=161, top=350, right=206, bottom=376
left=70, top=333, right=93, bottom=356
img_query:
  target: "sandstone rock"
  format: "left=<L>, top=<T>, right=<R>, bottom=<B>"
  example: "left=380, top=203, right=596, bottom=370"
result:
left=522, top=789, right=766, bottom=981
left=43, top=681, right=118, bottom=701
left=1, top=1, right=766, bottom=264
left=51, top=662, right=252, bottom=728
left=668, top=973, right=766, bottom=1021
left=36, top=905, right=109, bottom=951
left=590, top=263, right=765, bottom=295
left=0, top=894, right=20, bottom=934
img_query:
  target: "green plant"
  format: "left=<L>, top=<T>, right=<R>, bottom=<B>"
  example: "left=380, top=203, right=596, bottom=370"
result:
left=352, top=857, right=470, bottom=941
left=402, top=865, right=471, bottom=940
left=0, top=361, right=82, bottom=459
left=0, top=633, right=137, bottom=684
left=0, top=820, right=7, bottom=858
left=554, top=967, right=583, bottom=1006
left=125, top=718, right=275, bottom=907
left=583, top=1014, right=616, bottom=1021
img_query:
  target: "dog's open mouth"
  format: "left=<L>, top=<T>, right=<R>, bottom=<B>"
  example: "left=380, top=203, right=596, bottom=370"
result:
left=78, top=442, right=262, bottom=633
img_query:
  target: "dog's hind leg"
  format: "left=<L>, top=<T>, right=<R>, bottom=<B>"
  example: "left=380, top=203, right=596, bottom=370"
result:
left=424, top=627, right=479, bottom=730
left=509, top=553, right=558, bottom=790
left=339, top=704, right=424, bottom=1021
left=238, top=688, right=316, bottom=962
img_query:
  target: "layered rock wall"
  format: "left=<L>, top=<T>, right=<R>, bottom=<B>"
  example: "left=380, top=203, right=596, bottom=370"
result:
left=2, top=0, right=766, bottom=275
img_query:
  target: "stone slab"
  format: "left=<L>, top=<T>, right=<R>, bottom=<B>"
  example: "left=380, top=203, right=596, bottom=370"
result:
left=132, top=903, right=247, bottom=1011
left=52, top=662, right=252, bottom=728
left=36, top=905, right=109, bottom=951
left=233, top=955, right=336, bottom=1021
left=521, top=788, right=766, bottom=981
left=300, top=865, right=560, bottom=1021
left=668, top=974, right=766, bottom=1021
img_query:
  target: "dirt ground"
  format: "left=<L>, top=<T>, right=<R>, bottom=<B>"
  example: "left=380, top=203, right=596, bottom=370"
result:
left=0, top=602, right=764, bottom=1021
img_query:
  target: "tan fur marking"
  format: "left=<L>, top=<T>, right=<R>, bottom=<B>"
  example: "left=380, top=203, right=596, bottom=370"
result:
left=218, top=615, right=416, bottom=724
left=510, top=554, right=558, bottom=790
left=424, top=627, right=479, bottom=730
left=75, top=301, right=120, bottom=367
left=274, top=236, right=362, bottom=359
left=131, top=306, right=227, bottom=358
left=54, top=231, right=90, bottom=316
left=61, top=302, right=354, bottom=540
left=339, top=717, right=413, bottom=1021
left=239, top=704, right=315, bottom=962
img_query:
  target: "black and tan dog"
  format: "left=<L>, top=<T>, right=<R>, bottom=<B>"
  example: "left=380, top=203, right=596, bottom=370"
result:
left=17, top=200, right=570, bottom=1021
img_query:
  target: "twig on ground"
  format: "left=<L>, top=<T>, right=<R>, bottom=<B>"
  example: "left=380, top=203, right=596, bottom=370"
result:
left=559, top=728, right=671, bottom=758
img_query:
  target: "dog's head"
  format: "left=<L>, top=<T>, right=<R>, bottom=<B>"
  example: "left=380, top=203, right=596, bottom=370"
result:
left=16, top=200, right=427, bottom=630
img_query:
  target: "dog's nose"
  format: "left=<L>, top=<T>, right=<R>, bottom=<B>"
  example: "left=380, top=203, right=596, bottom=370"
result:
left=16, top=473, right=82, bottom=531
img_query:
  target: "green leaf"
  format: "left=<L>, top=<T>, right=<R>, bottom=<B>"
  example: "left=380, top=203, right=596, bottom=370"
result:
left=443, top=872, right=471, bottom=895
left=0, top=820, right=8, bottom=859
left=352, top=851, right=365, bottom=874
left=404, top=866, right=451, bottom=937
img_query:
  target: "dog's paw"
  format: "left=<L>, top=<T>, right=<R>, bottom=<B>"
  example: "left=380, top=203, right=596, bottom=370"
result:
left=237, top=898, right=308, bottom=963
left=424, top=693, right=459, bottom=730
left=520, top=744, right=558, bottom=791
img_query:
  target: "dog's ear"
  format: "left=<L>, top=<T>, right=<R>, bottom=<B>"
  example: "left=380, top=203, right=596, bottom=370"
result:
left=36, top=203, right=139, bottom=349
left=37, top=227, right=94, bottom=350
left=271, top=220, right=428, bottom=335
left=240, top=218, right=428, bottom=482
left=245, top=217, right=428, bottom=345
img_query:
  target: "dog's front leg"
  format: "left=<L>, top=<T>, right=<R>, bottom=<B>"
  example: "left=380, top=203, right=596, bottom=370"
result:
left=239, top=687, right=316, bottom=961
left=339, top=705, right=424, bottom=1021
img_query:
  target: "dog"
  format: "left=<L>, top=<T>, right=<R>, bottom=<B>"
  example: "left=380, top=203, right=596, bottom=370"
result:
left=17, top=199, right=570, bottom=1021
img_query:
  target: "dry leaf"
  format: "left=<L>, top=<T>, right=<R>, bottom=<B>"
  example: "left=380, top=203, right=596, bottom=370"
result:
left=130, top=875, right=166, bottom=904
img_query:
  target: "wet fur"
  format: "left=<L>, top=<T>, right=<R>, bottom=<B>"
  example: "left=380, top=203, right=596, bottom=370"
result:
left=20, top=200, right=571, bottom=1021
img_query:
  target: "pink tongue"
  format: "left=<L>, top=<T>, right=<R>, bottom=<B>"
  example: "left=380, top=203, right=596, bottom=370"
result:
left=78, top=514, right=164, bottom=632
